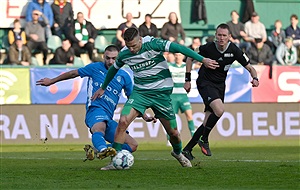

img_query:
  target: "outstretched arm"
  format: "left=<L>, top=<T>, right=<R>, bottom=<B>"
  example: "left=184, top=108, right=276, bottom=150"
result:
left=169, top=42, right=219, bottom=70
left=36, top=70, right=79, bottom=86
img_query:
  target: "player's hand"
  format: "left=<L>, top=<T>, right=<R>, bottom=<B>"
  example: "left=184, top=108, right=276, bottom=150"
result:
left=184, top=81, right=191, bottom=93
left=91, top=88, right=105, bottom=101
left=202, top=58, right=219, bottom=69
left=142, top=113, right=157, bottom=123
left=251, top=79, right=259, bottom=87
left=36, top=78, right=52, bottom=86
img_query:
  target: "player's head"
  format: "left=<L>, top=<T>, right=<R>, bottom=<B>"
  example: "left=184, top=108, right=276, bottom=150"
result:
left=103, top=45, right=119, bottom=68
left=175, top=53, right=185, bottom=64
left=215, top=23, right=231, bottom=48
left=124, top=27, right=142, bottom=54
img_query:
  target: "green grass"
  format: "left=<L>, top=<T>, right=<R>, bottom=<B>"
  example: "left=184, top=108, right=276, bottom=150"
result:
left=1, top=140, right=299, bottom=190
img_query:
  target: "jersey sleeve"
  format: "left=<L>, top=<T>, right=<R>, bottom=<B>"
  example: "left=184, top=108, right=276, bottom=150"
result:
left=78, top=63, right=95, bottom=78
left=234, top=46, right=250, bottom=67
left=121, top=70, right=133, bottom=97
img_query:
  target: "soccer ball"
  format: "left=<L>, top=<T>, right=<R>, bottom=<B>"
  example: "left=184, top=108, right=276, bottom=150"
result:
left=112, top=150, right=134, bottom=170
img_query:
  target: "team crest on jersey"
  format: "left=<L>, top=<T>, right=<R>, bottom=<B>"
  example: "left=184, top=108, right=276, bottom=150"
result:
left=117, top=76, right=121, bottom=83
left=224, top=53, right=234, bottom=57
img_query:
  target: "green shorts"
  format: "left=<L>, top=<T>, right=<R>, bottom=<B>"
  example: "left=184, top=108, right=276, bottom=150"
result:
left=122, top=90, right=176, bottom=120
left=170, top=94, right=192, bottom=114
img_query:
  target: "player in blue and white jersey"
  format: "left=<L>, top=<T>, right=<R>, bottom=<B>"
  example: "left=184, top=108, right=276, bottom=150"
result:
left=37, top=45, right=156, bottom=168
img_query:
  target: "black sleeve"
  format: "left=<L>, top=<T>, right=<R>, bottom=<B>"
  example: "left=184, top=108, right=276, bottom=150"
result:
left=235, top=45, right=250, bottom=66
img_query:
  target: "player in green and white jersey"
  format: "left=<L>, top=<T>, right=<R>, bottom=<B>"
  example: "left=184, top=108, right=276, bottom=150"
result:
left=92, top=27, right=218, bottom=168
left=167, top=53, right=201, bottom=145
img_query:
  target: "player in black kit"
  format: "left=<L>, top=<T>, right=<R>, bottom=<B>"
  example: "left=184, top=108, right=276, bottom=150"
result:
left=182, top=23, right=259, bottom=160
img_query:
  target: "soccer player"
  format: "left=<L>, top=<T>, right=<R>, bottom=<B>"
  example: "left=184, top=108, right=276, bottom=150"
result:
left=36, top=45, right=156, bottom=170
left=166, top=53, right=200, bottom=145
left=91, top=27, right=218, bottom=169
left=182, top=23, right=259, bottom=160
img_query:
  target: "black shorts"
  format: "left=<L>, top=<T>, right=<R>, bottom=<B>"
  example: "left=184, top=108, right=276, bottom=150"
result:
left=196, top=78, right=225, bottom=112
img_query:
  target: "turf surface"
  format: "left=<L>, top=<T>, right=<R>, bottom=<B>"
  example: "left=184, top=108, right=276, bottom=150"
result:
left=1, top=140, right=299, bottom=190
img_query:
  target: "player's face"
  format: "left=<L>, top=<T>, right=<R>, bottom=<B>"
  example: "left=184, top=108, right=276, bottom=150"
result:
left=215, top=28, right=231, bottom=47
left=104, top=50, right=118, bottom=68
left=126, top=36, right=142, bottom=54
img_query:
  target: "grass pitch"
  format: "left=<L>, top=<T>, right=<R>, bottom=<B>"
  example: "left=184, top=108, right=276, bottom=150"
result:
left=1, top=140, right=299, bottom=190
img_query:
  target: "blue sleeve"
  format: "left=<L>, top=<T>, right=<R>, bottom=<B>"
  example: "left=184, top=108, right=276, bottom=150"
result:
left=78, top=64, right=94, bottom=77
left=26, top=3, right=33, bottom=22
left=122, top=71, right=133, bottom=97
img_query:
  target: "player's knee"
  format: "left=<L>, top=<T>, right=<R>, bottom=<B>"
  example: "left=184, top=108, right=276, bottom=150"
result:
left=130, top=142, right=138, bottom=152
left=118, top=117, right=130, bottom=130
left=214, top=109, right=224, bottom=117
left=168, top=129, right=180, bottom=138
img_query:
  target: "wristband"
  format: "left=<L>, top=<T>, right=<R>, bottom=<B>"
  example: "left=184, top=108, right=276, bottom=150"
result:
left=185, top=72, right=191, bottom=82
left=253, top=77, right=259, bottom=81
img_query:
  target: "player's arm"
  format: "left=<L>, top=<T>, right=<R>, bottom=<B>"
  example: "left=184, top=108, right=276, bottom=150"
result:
left=36, top=70, right=79, bottom=86
left=169, top=43, right=219, bottom=69
left=244, top=64, right=259, bottom=87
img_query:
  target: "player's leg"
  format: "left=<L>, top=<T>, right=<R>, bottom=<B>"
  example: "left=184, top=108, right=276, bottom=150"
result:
left=179, top=95, right=195, bottom=137
left=84, top=107, right=113, bottom=160
left=105, top=120, right=138, bottom=153
left=152, top=93, right=191, bottom=167
left=200, top=99, right=224, bottom=143
left=159, top=118, right=192, bottom=167
left=166, top=94, right=179, bottom=146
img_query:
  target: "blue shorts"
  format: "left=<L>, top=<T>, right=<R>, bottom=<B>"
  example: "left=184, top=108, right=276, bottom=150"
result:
left=85, top=107, right=117, bottom=143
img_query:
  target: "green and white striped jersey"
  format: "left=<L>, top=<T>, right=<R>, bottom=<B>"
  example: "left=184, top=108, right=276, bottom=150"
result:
left=114, top=36, right=173, bottom=92
left=168, top=62, right=187, bottom=94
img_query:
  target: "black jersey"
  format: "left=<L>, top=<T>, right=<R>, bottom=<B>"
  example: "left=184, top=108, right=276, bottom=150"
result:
left=198, top=42, right=250, bottom=84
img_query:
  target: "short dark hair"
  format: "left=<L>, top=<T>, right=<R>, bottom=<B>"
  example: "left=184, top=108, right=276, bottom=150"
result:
left=124, top=27, right=139, bottom=42
left=230, top=10, right=239, bottom=16
left=145, top=14, right=152, bottom=18
left=105, top=44, right=119, bottom=52
left=13, top=19, right=20, bottom=24
left=290, top=14, right=298, bottom=20
left=216, top=23, right=231, bottom=34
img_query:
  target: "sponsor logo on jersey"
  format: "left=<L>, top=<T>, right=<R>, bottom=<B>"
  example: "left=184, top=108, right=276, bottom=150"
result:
left=117, top=76, right=121, bottom=83
left=224, top=53, right=234, bottom=57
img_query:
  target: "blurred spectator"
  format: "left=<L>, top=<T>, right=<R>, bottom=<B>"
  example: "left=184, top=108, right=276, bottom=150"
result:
left=8, top=19, right=27, bottom=45
left=285, top=14, right=300, bottom=47
left=68, top=12, right=97, bottom=61
left=49, top=39, right=74, bottom=65
left=25, top=10, right=49, bottom=65
left=26, top=0, right=53, bottom=39
left=275, top=37, right=298, bottom=65
left=164, top=52, right=175, bottom=63
left=271, top=20, right=286, bottom=51
left=186, top=37, right=201, bottom=65
left=244, top=12, right=267, bottom=43
left=8, top=36, right=31, bottom=66
left=138, top=14, right=158, bottom=37
left=161, top=12, right=186, bottom=45
left=116, top=12, right=137, bottom=50
left=188, top=37, right=201, bottom=51
left=247, top=38, right=273, bottom=65
left=227, top=10, right=250, bottom=52
left=51, top=0, right=73, bottom=39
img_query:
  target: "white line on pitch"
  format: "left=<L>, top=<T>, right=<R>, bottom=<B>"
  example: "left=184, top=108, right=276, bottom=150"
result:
left=0, top=156, right=299, bottom=163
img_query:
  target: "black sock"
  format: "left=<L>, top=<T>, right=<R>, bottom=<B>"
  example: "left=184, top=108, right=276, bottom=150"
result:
left=183, top=124, right=204, bottom=151
left=201, top=113, right=220, bottom=142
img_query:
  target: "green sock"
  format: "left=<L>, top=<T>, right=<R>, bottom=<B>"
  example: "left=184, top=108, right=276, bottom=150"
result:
left=188, top=120, right=195, bottom=136
left=172, top=142, right=182, bottom=155
left=112, top=142, right=123, bottom=151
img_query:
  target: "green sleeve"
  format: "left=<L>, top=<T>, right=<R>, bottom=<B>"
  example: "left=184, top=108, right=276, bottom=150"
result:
left=101, top=65, right=119, bottom=90
left=169, top=43, right=204, bottom=62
